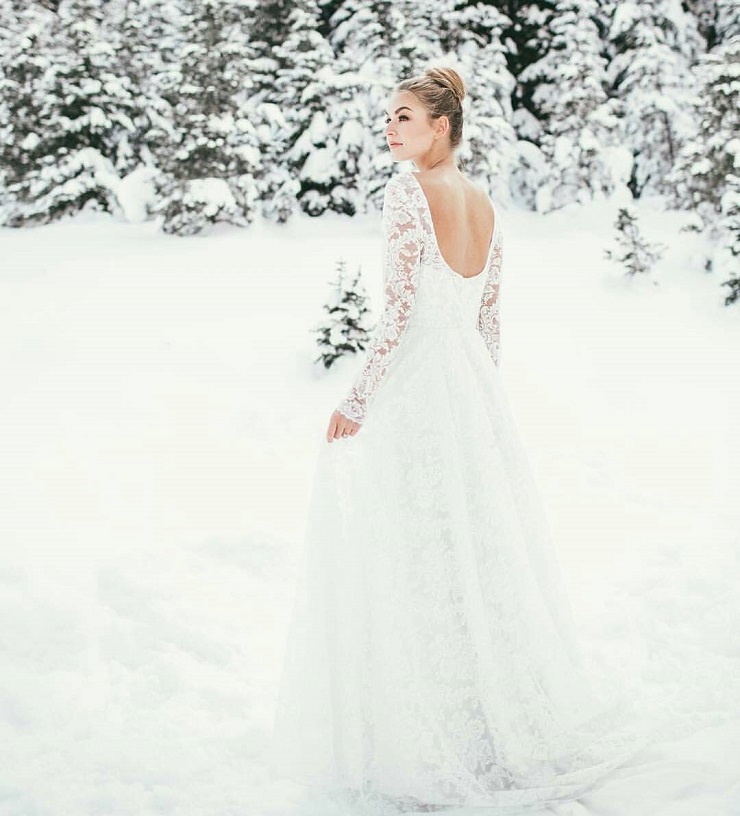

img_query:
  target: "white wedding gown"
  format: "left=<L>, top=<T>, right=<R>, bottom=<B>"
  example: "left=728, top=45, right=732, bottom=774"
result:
left=268, top=171, right=656, bottom=813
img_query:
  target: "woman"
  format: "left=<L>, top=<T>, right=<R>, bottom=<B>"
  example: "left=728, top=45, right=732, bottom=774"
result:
left=268, top=67, right=654, bottom=814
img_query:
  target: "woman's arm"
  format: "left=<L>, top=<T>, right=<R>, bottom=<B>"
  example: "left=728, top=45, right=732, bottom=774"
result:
left=336, top=175, right=423, bottom=425
left=476, top=234, right=503, bottom=368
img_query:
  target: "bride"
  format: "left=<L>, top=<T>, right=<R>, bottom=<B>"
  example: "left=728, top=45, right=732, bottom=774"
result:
left=268, top=66, right=655, bottom=814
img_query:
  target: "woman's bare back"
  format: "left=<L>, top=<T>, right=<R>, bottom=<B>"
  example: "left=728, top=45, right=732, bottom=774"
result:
left=413, top=170, right=496, bottom=279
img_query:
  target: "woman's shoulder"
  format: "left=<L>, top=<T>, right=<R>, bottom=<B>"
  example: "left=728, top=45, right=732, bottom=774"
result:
left=384, top=169, right=494, bottom=218
left=382, top=172, right=425, bottom=216
left=406, top=170, right=489, bottom=204
left=384, top=171, right=419, bottom=196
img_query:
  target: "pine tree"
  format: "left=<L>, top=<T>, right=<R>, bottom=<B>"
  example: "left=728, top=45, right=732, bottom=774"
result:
left=719, top=171, right=739, bottom=305
left=151, top=0, right=259, bottom=235
left=326, top=0, right=407, bottom=209
left=395, top=0, right=447, bottom=73
left=498, top=0, right=558, bottom=131
left=1, top=0, right=138, bottom=227
left=519, top=0, right=622, bottom=212
left=247, top=0, right=359, bottom=221
left=272, top=0, right=341, bottom=218
left=248, top=0, right=298, bottom=97
left=241, top=0, right=296, bottom=220
left=441, top=3, right=517, bottom=204
left=667, top=38, right=739, bottom=224
left=604, top=206, right=666, bottom=276
left=313, top=258, right=373, bottom=369
left=666, top=35, right=739, bottom=302
left=114, top=0, right=184, bottom=177
left=716, top=0, right=740, bottom=42
left=0, top=1, right=45, bottom=217
left=249, top=100, right=299, bottom=224
left=320, top=59, right=376, bottom=217
left=684, top=0, right=720, bottom=49
left=606, top=0, right=704, bottom=199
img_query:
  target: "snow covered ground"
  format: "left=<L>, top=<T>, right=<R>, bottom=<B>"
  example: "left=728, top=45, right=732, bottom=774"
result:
left=0, top=197, right=738, bottom=815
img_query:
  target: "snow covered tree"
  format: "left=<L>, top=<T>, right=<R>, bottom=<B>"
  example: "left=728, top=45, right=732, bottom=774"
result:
left=393, top=0, right=447, bottom=73
left=241, top=0, right=297, bottom=220
left=0, top=2, right=45, bottom=217
left=499, top=1, right=557, bottom=132
left=715, top=0, right=740, bottom=44
left=247, top=0, right=297, bottom=98
left=327, top=0, right=402, bottom=78
left=326, top=0, right=409, bottom=209
left=272, top=0, right=345, bottom=218
left=604, top=206, right=666, bottom=276
left=656, top=0, right=736, bottom=51
left=440, top=3, right=517, bottom=204
left=151, top=0, right=260, bottom=235
left=249, top=102, right=299, bottom=224
left=321, top=62, right=378, bottom=216
left=719, top=172, right=739, bottom=305
left=667, top=38, right=739, bottom=225
left=684, top=0, right=720, bottom=49
left=666, top=35, right=739, bottom=302
left=113, top=0, right=183, bottom=168
left=313, top=257, right=373, bottom=369
left=682, top=0, right=740, bottom=49
left=519, top=0, right=625, bottom=212
left=246, top=0, right=355, bottom=221
left=1, top=0, right=138, bottom=227
left=606, top=0, right=704, bottom=199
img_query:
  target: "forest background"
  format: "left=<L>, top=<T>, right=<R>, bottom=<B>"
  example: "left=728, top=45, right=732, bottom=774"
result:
left=0, top=0, right=738, bottom=301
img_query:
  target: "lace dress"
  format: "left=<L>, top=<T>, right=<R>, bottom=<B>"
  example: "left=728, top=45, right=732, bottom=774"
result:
left=268, top=171, right=655, bottom=814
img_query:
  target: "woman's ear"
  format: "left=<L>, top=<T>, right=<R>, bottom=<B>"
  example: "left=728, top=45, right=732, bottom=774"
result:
left=434, top=115, right=450, bottom=141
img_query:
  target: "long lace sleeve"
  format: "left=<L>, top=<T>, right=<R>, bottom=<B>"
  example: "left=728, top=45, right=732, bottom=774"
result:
left=477, top=230, right=503, bottom=368
left=336, top=176, right=422, bottom=424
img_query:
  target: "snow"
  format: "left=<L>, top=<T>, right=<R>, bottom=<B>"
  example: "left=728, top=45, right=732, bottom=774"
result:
left=339, top=118, right=364, bottom=150
left=207, top=112, right=237, bottom=135
left=20, top=132, right=41, bottom=151
left=0, top=198, right=739, bottom=815
left=299, top=147, right=333, bottom=183
left=117, top=166, right=159, bottom=222
left=185, top=177, right=237, bottom=209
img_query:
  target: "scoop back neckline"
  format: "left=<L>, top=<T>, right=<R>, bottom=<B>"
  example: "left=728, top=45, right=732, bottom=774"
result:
left=405, top=172, right=496, bottom=281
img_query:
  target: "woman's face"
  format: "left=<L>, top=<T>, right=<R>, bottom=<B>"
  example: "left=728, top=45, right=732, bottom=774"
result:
left=384, top=90, right=444, bottom=163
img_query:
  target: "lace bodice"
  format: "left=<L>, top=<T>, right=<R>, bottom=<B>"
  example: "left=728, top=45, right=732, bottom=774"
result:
left=337, top=171, right=503, bottom=425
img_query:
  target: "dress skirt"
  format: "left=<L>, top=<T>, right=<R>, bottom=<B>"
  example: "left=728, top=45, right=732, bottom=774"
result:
left=268, top=319, right=656, bottom=813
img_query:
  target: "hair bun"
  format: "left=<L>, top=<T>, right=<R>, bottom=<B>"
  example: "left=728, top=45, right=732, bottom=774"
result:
left=424, top=67, right=466, bottom=104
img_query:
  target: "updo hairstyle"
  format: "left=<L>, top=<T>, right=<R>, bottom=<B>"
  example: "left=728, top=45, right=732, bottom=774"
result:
left=396, top=67, right=466, bottom=149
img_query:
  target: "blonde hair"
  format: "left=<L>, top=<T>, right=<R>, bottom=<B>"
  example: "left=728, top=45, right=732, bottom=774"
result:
left=396, top=67, right=466, bottom=149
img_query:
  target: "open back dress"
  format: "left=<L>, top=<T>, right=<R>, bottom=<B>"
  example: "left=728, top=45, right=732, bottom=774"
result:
left=267, top=171, right=654, bottom=814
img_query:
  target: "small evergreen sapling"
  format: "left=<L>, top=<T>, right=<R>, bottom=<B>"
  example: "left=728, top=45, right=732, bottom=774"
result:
left=604, top=206, right=666, bottom=276
left=313, top=258, right=372, bottom=369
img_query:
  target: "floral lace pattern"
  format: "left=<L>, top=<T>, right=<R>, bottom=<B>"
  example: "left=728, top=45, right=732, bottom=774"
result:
left=337, top=172, right=503, bottom=424
left=477, top=238, right=503, bottom=368
left=337, top=175, right=423, bottom=424
left=270, top=312, right=657, bottom=811
left=269, top=173, right=679, bottom=814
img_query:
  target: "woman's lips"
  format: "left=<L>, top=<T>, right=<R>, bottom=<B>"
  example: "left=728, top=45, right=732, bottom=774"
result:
left=389, top=143, right=402, bottom=147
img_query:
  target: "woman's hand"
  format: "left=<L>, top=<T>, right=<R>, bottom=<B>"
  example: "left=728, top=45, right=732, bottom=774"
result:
left=326, top=410, right=361, bottom=443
